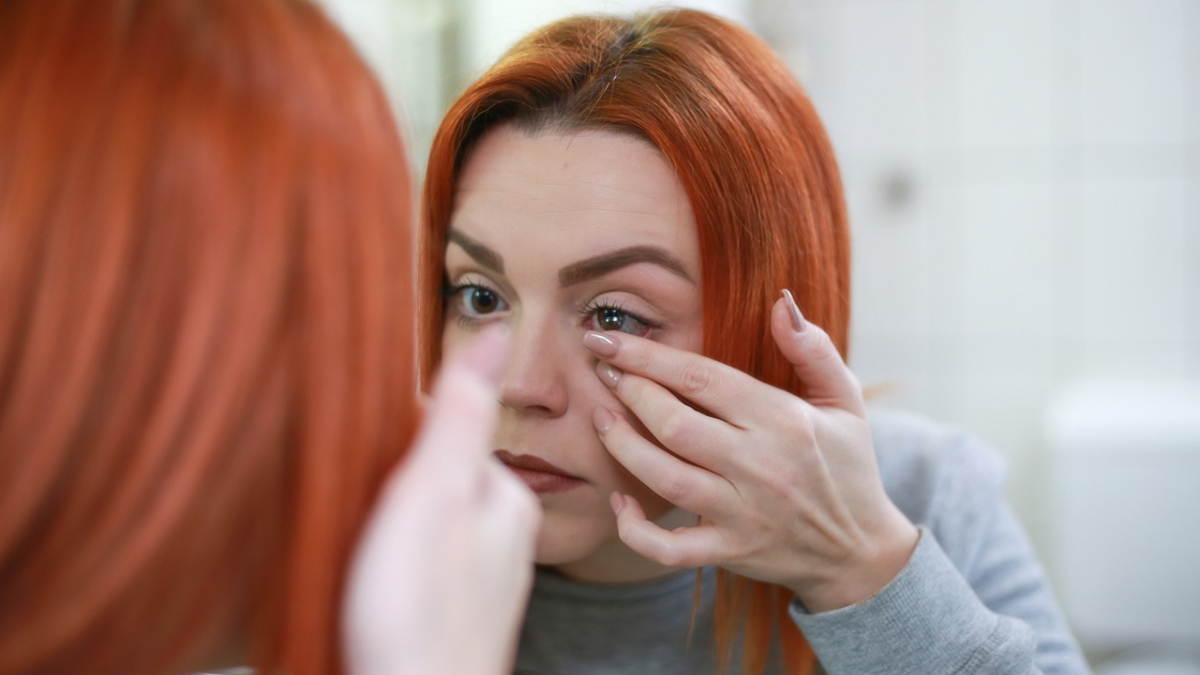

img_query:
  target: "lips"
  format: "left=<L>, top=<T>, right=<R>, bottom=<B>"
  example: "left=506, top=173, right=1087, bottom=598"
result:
left=496, top=450, right=585, bottom=494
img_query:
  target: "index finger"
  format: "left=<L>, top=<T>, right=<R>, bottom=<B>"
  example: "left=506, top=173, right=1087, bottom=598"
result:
left=581, top=331, right=789, bottom=428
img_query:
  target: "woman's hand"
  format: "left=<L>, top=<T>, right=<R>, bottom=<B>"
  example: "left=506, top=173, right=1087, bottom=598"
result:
left=585, top=291, right=918, bottom=614
left=343, top=326, right=541, bottom=675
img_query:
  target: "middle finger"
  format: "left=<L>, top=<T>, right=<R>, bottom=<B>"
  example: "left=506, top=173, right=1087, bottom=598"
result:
left=598, top=363, right=745, bottom=479
left=593, top=405, right=735, bottom=516
left=583, top=331, right=793, bottom=429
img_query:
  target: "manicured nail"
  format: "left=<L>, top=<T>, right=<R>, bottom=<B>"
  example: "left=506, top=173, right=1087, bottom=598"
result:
left=583, top=331, right=619, bottom=358
left=781, top=289, right=807, bottom=333
left=593, top=407, right=616, bottom=434
left=609, top=491, right=624, bottom=516
left=596, top=361, right=622, bottom=388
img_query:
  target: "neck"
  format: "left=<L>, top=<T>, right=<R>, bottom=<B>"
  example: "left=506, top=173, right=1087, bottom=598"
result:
left=550, top=507, right=696, bottom=585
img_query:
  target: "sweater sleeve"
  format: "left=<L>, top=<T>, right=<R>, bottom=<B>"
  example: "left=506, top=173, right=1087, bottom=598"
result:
left=788, top=417, right=1092, bottom=675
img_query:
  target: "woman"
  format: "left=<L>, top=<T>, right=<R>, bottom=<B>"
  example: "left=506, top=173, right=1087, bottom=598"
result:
left=419, top=9, right=1090, bottom=674
left=0, top=1, right=537, bottom=674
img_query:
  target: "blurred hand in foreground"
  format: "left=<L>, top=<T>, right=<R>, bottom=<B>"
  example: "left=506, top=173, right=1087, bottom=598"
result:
left=344, top=326, right=541, bottom=675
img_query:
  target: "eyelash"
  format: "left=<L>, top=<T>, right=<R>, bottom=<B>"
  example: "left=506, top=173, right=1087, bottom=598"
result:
left=578, top=299, right=661, bottom=333
left=443, top=278, right=662, bottom=335
left=442, top=278, right=505, bottom=330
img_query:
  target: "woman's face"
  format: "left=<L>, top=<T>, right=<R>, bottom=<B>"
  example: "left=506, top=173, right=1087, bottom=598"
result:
left=441, top=124, right=703, bottom=582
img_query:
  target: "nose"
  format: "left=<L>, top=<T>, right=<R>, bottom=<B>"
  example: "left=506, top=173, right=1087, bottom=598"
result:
left=498, top=322, right=569, bottom=418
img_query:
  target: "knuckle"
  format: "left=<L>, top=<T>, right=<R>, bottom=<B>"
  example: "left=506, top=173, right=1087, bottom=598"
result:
left=808, top=335, right=842, bottom=368
left=656, top=411, right=693, bottom=449
left=654, top=542, right=691, bottom=568
left=655, top=471, right=691, bottom=504
left=678, top=361, right=714, bottom=398
left=781, top=400, right=815, bottom=439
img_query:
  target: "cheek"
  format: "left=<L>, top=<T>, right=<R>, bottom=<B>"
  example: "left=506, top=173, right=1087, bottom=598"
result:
left=623, top=478, right=675, bottom=520
left=439, top=318, right=471, bottom=354
left=663, top=318, right=704, bottom=355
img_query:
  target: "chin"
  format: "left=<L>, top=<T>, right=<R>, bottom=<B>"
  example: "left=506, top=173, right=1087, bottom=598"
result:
left=535, top=526, right=609, bottom=562
left=532, top=514, right=614, bottom=565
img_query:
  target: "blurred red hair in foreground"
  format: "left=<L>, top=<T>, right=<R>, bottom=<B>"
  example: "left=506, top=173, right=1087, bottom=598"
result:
left=0, top=1, right=416, bottom=673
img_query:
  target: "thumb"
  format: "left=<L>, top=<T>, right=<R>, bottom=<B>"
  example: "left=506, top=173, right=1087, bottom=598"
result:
left=771, top=289, right=865, bottom=415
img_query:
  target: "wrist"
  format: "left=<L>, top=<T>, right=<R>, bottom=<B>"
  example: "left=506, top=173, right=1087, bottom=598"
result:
left=796, top=517, right=920, bottom=614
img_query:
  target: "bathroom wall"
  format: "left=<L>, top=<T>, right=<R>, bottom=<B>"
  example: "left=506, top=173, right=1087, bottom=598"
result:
left=782, top=0, right=1199, bottom=551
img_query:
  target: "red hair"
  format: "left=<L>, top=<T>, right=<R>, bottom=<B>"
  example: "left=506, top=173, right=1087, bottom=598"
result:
left=419, top=9, right=849, bottom=674
left=0, top=1, right=415, bottom=674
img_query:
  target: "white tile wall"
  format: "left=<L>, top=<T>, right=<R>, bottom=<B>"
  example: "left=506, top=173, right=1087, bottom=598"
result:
left=319, top=0, right=445, bottom=167
left=1076, top=177, right=1188, bottom=342
left=855, top=335, right=932, bottom=413
left=1184, top=176, right=1200, bottom=377
left=923, top=177, right=969, bottom=337
left=789, top=0, right=1198, bottom=545
left=844, top=158, right=934, bottom=339
left=1075, top=338, right=1195, bottom=380
left=924, top=0, right=962, bottom=154
left=1048, top=0, right=1083, bottom=148
left=958, top=180, right=1057, bottom=338
left=961, top=373, right=1055, bottom=509
left=839, top=0, right=931, bottom=156
left=1076, top=0, right=1188, bottom=146
left=792, top=3, right=849, bottom=141
left=1189, top=1, right=1200, bottom=144
left=957, top=0, right=1056, bottom=149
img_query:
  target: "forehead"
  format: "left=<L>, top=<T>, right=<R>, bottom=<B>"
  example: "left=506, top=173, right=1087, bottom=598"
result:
left=450, top=125, right=699, bottom=275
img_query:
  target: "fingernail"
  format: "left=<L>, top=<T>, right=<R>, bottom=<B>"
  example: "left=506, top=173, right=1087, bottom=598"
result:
left=596, top=361, right=622, bottom=388
left=583, top=331, right=619, bottom=358
left=593, top=407, right=616, bottom=434
left=609, top=491, right=624, bottom=515
left=781, top=289, right=807, bottom=333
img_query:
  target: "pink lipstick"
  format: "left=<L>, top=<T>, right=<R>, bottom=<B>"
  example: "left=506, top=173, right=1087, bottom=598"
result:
left=496, top=450, right=585, bottom=494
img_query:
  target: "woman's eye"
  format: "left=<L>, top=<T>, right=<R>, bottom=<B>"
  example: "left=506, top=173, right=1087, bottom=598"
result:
left=591, top=306, right=651, bottom=337
left=455, top=285, right=507, bottom=316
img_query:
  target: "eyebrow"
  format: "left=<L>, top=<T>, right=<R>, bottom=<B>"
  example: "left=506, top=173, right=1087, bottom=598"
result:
left=447, top=229, right=504, bottom=274
left=558, top=246, right=693, bottom=287
left=446, top=229, right=693, bottom=287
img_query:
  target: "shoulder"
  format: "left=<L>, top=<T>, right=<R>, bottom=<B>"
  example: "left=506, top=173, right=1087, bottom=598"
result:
left=869, top=409, right=1008, bottom=531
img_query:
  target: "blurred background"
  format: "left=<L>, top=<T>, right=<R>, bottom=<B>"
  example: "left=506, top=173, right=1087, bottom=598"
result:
left=317, top=0, right=1199, bottom=671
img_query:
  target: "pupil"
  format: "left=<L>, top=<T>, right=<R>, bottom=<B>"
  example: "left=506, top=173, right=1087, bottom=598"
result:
left=600, top=307, right=623, bottom=330
left=470, top=289, right=496, bottom=313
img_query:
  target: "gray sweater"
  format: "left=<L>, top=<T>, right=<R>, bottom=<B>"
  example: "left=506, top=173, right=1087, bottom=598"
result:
left=515, top=411, right=1091, bottom=674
